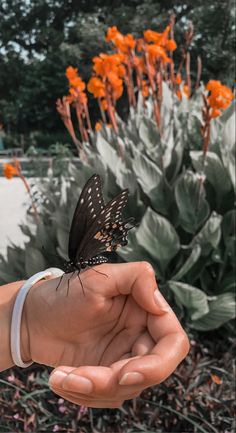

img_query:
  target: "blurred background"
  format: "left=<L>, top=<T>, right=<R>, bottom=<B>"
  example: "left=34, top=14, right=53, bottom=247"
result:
left=0, top=1, right=235, bottom=432
left=0, top=0, right=234, bottom=152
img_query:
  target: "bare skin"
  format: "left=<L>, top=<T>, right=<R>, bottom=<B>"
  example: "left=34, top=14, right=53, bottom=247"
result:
left=0, top=261, right=190, bottom=408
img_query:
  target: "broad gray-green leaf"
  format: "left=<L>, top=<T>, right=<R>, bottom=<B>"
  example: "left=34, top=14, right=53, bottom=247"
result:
left=96, top=133, right=124, bottom=176
left=119, top=231, right=160, bottom=276
left=133, top=150, right=163, bottom=195
left=222, top=210, right=236, bottom=266
left=222, top=209, right=235, bottom=242
left=175, top=170, right=210, bottom=233
left=190, top=151, right=232, bottom=194
left=220, top=273, right=236, bottom=293
left=149, top=179, right=172, bottom=215
left=171, top=244, right=201, bottom=280
left=25, top=246, right=47, bottom=277
left=191, top=293, right=236, bottom=330
left=139, top=116, right=160, bottom=149
left=220, top=112, right=236, bottom=190
left=192, top=212, right=222, bottom=256
left=168, top=280, right=209, bottom=320
left=136, top=207, right=180, bottom=268
left=116, top=168, right=137, bottom=195
left=57, top=227, right=69, bottom=259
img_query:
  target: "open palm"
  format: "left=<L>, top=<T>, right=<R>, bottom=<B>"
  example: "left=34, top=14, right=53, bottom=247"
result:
left=25, top=262, right=189, bottom=407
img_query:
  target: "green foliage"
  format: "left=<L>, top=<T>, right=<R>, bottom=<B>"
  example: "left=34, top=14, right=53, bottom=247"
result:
left=0, top=86, right=235, bottom=332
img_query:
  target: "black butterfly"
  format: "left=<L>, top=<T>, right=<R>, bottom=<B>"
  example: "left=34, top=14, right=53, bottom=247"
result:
left=56, top=174, right=134, bottom=294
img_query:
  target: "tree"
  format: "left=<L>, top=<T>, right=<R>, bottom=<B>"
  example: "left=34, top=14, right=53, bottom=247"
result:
left=0, top=0, right=234, bottom=144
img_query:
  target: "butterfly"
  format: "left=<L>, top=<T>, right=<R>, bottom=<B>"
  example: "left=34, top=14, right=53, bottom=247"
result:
left=56, top=173, right=135, bottom=294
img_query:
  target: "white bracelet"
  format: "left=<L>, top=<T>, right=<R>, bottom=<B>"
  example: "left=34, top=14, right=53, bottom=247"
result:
left=10, top=267, right=64, bottom=368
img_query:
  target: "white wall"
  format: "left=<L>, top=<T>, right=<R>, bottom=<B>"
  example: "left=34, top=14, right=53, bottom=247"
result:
left=0, top=178, right=29, bottom=257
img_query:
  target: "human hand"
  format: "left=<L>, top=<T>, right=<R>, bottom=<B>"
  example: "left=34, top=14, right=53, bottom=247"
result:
left=23, top=262, right=189, bottom=408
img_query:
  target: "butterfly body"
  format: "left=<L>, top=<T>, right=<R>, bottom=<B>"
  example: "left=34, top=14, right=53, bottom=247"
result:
left=57, top=173, right=134, bottom=293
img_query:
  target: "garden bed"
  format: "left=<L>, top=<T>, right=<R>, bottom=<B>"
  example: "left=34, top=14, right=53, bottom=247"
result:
left=0, top=332, right=235, bottom=433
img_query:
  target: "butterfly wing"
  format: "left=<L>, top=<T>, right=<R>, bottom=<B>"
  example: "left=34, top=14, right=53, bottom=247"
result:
left=75, top=189, right=131, bottom=261
left=68, top=174, right=105, bottom=262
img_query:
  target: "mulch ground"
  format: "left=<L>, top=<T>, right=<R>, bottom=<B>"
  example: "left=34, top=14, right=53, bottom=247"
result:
left=0, top=331, right=235, bottom=433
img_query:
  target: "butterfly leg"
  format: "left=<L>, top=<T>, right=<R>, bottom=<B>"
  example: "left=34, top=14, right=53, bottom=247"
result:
left=87, top=266, right=108, bottom=278
left=77, top=272, right=85, bottom=296
left=66, top=272, right=76, bottom=297
left=55, top=273, right=64, bottom=291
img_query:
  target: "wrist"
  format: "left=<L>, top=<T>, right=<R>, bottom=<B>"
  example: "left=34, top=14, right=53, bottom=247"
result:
left=0, top=280, right=27, bottom=371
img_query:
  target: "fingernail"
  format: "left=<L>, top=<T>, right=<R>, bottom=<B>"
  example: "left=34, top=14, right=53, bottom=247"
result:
left=119, top=372, right=145, bottom=386
left=49, top=371, right=67, bottom=386
left=154, top=289, right=170, bottom=312
left=63, top=374, right=93, bottom=394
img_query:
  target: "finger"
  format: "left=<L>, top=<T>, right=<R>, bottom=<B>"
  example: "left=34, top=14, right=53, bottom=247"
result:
left=50, top=387, right=124, bottom=408
left=49, top=359, right=142, bottom=401
left=51, top=385, right=140, bottom=403
left=131, top=331, right=155, bottom=356
left=118, top=318, right=190, bottom=387
left=84, top=261, right=169, bottom=315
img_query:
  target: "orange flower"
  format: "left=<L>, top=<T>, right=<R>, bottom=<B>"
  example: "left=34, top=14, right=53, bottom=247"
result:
left=176, top=89, right=182, bottom=100
left=69, top=76, right=86, bottom=92
left=106, top=27, right=136, bottom=54
left=144, top=26, right=170, bottom=46
left=95, top=121, right=102, bottom=131
left=66, top=66, right=78, bottom=83
left=206, top=80, right=234, bottom=117
left=144, top=29, right=164, bottom=44
left=93, top=53, right=124, bottom=78
left=141, top=80, right=149, bottom=98
left=106, top=26, right=123, bottom=43
left=101, top=99, right=108, bottom=110
left=165, top=39, right=177, bottom=51
left=87, top=77, right=106, bottom=98
left=3, top=163, right=20, bottom=179
left=133, top=56, right=146, bottom=74
left=115, top=34, right=136, bottom=54
left=136, top=38, right=144, bottom=52
left=183, top=84, right=190, bottom=98
left=146, top=44, right=171, bottom=64
left=175, top=73, right=182, bottom=85
left=206, top=80, right=222, bottom=92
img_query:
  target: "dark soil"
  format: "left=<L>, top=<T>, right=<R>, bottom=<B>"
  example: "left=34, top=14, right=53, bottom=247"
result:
left=0, top=332, right=235, bottom=433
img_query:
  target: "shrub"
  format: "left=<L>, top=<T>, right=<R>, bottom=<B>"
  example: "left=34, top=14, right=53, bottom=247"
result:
left=1, top=20, right=235, bottom=332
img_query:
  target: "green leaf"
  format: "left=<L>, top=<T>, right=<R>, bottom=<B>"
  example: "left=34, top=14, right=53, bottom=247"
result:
left=96, top=133, right=124, bottom=176
left=171, top=244, right=201, bottom=280
left=149, top=180, right=173, bottom=215
left=175, top=170, right=210, bottom=233
left=192, top=211, right=222, bottom=256
left=191, top=293, right=236, bottom=330
left=57, top=227, right=68, bottom=259
left=139, top=116, right=160, bottom=149
left=190, top=151, right=232, bottom=195
left=220, top=111, right=236, bottom=190
left=168, top=280, right=209, bottom=320
left=222, top=209, right=235, bottom=241
left=119, top=230, right=162, bottom=278
left=220, top=273, right=236, bottom=293
left=133, top=150, right=164, bottom=195
left=222, top=209, right=236, bottom=267
left=136, top=207, right=180, bottom=269
left=25, top=246, right=47, bottom=277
